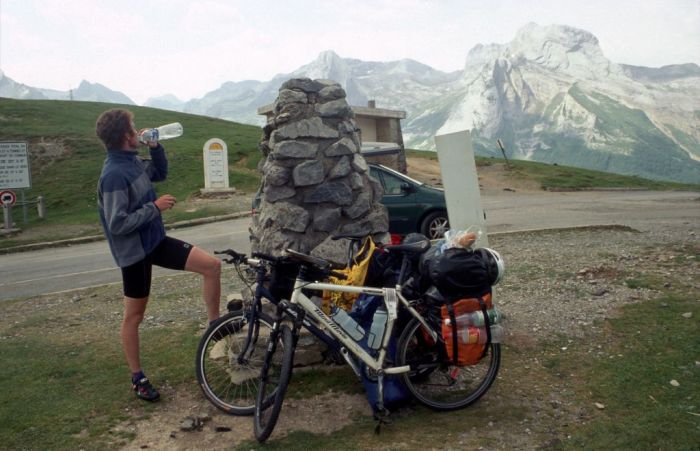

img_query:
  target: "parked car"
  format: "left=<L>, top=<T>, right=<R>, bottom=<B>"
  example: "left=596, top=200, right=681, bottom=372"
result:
left=251, top=163, right=449, bottom=240
left=368, top=163, right=449, bottom=239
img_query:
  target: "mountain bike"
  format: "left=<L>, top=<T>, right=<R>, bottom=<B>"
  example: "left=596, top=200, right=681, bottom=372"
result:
left=252, top=241, right=501, bottom=443
left=195, top=234, right=370, bottom=415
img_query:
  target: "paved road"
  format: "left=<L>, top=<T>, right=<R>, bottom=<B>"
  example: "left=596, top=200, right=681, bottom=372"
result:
left=1, top=190, right=698, bottom=301
left=483, top=189, right=699, bottom=233
left=0, top=217, right=253, bottom=301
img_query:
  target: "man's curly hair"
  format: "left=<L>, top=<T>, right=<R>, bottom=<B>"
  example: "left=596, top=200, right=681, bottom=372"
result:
left=95, top=109, right=134, bottom=150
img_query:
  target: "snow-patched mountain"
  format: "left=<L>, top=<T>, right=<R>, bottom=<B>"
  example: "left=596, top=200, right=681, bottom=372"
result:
left=178, top=50, right=461, bottom=126
left=426, top=23, right=700, bottom=183
left=172, top=25, right=700, bottom=182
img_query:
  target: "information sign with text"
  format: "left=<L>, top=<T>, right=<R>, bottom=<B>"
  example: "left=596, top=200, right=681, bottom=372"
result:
left=0, top=142, right=32, bottom=189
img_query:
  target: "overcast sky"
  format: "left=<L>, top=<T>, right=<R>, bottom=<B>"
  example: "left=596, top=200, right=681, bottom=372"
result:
left=1, top=0, right=699, bottom=104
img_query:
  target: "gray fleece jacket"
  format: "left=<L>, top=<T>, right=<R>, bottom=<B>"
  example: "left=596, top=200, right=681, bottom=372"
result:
left=97, top=145, right=167, bottom=267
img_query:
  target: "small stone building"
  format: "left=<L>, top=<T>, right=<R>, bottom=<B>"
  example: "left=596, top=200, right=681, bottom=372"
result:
left=258, top=99, right=407, bottom=173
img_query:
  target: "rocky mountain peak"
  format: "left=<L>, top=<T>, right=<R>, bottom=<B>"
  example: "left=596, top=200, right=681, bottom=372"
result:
left=506, top=23, right=609, bottom=77
left=465, top=43, right=504, bottom=69
left=294, top=50, right=351, bottom=84
left=73, top=80, right=134, bottom=104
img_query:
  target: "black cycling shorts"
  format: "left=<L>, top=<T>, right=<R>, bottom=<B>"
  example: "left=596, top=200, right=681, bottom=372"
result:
left=121, top=236, right=193, bottom=298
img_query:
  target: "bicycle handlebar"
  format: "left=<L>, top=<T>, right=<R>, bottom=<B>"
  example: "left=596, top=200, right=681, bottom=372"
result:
left=251, top=251, right=286, bottom=263
left=216, top=248, right=348, bottom=280
left=215, top=249, right=291, bottom=266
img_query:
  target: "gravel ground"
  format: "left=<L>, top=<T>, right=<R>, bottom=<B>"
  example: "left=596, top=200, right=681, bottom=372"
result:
left=492, top=223, right=698, bottom=340
left=1, top=210, right=697, bottom=449
left=127, top=220, right=698, bottom=449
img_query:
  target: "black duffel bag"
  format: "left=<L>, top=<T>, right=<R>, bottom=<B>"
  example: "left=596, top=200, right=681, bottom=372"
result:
left=427, top=247, right=492, bottom=302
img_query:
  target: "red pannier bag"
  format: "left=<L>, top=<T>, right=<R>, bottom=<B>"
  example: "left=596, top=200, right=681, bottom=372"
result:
left=440, top=292, right=493, bottom=366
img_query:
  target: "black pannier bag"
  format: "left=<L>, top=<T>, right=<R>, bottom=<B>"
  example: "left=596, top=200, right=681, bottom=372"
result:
left=426, top=247, right=492, bottom=303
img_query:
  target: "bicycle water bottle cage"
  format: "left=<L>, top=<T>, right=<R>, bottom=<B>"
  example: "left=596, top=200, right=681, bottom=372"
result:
left=384, top=288, right=399, bottom=321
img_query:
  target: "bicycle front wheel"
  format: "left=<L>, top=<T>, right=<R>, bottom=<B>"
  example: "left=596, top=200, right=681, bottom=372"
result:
left=195, top=310, right=275, bottom=415
left=254, top=324, right=294, bottom=443
left=397, top=317, right=501, bottom=411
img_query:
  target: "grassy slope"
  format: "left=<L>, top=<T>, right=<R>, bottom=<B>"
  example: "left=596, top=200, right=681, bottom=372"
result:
left=406, top=149, right=700, bottom=191
left=0, top=98, right=263, bottom=227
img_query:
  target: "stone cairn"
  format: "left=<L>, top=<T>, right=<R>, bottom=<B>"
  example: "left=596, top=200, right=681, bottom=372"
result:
left=250, top=78, right=389, bottom=263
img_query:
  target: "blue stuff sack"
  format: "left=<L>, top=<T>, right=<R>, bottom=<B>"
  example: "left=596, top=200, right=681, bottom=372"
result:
left=350, top=294, right=411, bottom=411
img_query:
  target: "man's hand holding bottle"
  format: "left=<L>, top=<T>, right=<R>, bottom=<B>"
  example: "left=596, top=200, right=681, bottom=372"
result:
left=155, top=194, right=176, bottom=212
left=138, top=128, right=160, bottom=148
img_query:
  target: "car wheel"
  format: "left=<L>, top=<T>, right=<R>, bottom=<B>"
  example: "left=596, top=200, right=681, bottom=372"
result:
left=420, top=211, right=449, bottom=240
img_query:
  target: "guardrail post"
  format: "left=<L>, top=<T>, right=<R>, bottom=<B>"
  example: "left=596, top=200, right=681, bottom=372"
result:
left=3, top=204, right=12, bottom=231
left=21, top=191, right=29, bottom=224
left=37, top=196, right=46, bottom=219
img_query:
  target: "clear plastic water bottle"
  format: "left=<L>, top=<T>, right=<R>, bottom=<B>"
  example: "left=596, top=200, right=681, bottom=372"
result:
left=138, top=122, right=183, bottom=144
left=366, top=308, right=388, bottom=349
left=330, top=306, right=365, bottom=340
left=156, top=122, right=183, bottom=140
left=457, top=324, right=504, bottom=344
left=445, top=308, right=503, bottom=327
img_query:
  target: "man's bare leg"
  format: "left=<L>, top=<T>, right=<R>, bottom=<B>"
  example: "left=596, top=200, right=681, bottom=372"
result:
left=121, top=296, right=148, bottom=373
left=185, top=246, right=222, bottom=322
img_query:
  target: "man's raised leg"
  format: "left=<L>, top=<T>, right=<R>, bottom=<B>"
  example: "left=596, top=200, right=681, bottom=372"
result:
left=185, top=246, right=222, bottom=322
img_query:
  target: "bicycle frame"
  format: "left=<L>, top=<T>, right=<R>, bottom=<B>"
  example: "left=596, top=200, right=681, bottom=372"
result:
left=238, top=260, right=339, bottom=366
left=287, top=277, right=438, bottom=375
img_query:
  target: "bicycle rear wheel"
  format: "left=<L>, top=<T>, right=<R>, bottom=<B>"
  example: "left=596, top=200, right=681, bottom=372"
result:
left=195, top=310, right=275, bottom=415
left=397, top=317, right=500, bottom=411
left=254, top=324, right=294, bottom=443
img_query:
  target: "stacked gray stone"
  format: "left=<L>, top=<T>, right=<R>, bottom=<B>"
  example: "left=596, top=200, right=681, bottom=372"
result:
left=250, top=78, right=389, bottom=262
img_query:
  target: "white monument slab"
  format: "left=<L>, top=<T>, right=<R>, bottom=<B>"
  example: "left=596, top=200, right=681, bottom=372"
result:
left=202, top=138, right=235, bottom=194
left=434, top=130, right=488, bottom=247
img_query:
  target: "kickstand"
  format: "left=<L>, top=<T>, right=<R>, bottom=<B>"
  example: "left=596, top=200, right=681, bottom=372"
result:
left=373, top=407, right=391, bottom=434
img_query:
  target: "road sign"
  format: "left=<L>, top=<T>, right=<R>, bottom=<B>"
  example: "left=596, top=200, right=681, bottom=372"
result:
left=0, top=190, right=17, bottom=206
left=0, top=142, right=32, bottom=189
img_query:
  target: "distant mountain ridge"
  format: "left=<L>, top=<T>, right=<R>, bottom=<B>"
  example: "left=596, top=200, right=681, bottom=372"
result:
left=2, top=23, right=699, bottom=183
left=0, top=71, right=134, bottom=104
left=162, top=24, right=700, bottom=183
